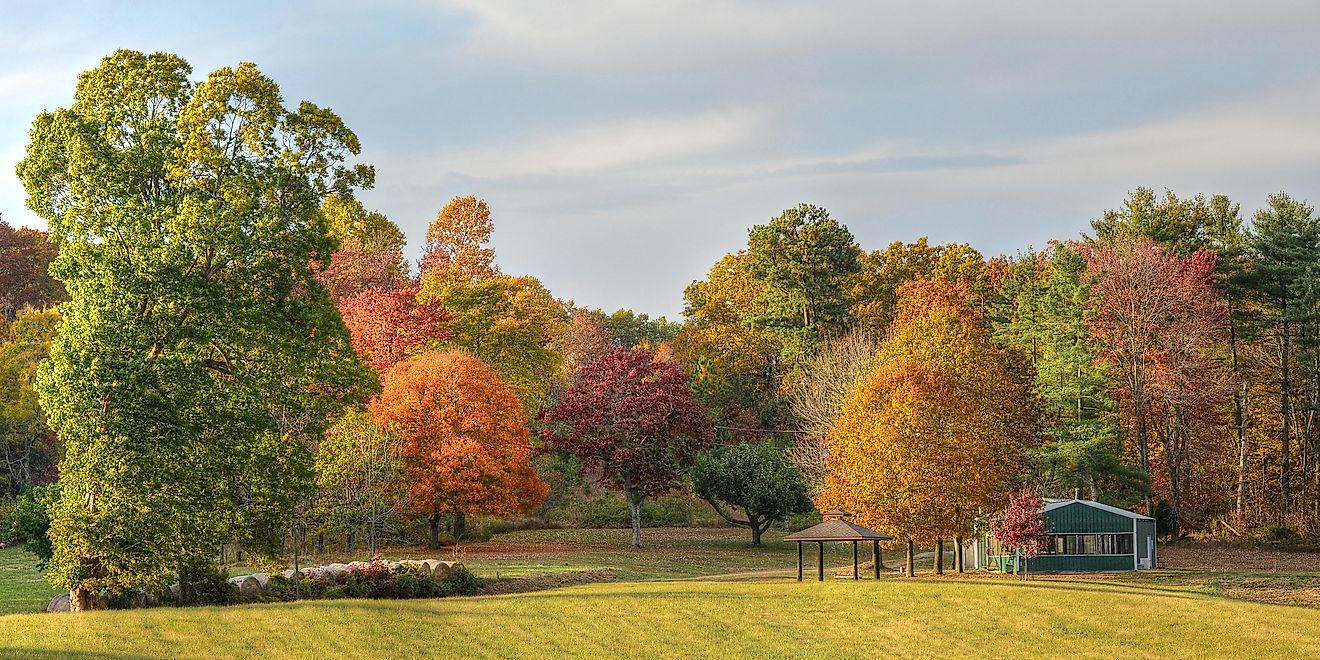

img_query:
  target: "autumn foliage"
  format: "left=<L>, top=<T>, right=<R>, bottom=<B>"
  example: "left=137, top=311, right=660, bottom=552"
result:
left=1082, top=236, right=1234, bottom=533
left=991, top=487, right=1048, bottom=572
left=339, top=285, right=451, bottom=372
left=821, top=278, right=1038, bottom=554
left=420, top=195, right=499, bottom=280
left=370, top=351, right=547, bottom=544
left=540, top=347, right=713, bottom=547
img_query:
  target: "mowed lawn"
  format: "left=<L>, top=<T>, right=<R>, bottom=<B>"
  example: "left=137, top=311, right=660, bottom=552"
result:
left=4, top=529, right=1320, bottom=657
left=2, top=578, right=1319, bottom=658
left=0, top=549, right=60, bottom=616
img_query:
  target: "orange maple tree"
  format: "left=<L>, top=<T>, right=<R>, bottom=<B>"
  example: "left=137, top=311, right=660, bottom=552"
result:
left=369, top=351, right=547, bottom=546
left=820, top=278, right=1038, bottom=574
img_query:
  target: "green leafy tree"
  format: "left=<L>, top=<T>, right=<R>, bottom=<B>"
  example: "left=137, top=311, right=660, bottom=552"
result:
left=314, top=409, right=404, bottom=557
left=16, top=50, right=373, bottom=609
left=419, top=272, right=569, bottom=415
left=745, top=204, right=861, bottom=363
left=991, top=244, right=1138, bottom=502
left=691, top=441, right=812, bottom=545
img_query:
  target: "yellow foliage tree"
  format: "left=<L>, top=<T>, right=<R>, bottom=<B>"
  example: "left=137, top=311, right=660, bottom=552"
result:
left=422, top=195, right=500, bottom=280
left=821, top=278, right=1038, bottom=575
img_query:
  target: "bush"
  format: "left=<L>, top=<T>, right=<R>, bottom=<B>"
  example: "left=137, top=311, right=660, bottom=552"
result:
left=175, top=560, right=236, bottom=606
left=549, top=492, right=726, bottom=529
left=0, top=501, right=16, bottom=545
left=489, top=517, right=556, bottom=535
left=566, top=495, right=630, bottom=528
left=268, top=561, right=483, bottom=602
left=1260, top=525, right=1300, bottom=545
left=9, top=483, right=59, bottom=564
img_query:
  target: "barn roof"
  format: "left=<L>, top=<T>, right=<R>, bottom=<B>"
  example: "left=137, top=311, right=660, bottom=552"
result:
left=1043, top=498, right=1154, bottom=521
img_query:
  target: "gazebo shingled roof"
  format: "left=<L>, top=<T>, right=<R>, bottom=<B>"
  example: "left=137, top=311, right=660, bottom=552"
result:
left=784, top=518, right=892, bottom=542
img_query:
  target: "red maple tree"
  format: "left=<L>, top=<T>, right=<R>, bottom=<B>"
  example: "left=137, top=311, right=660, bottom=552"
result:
left=339, top=285, right=450, bottom=372
left=991, top=487, right=1047, bottom=577
left=540, top=348, right=713, bottom=547
left=1082, top=236, right=1233, bottom=535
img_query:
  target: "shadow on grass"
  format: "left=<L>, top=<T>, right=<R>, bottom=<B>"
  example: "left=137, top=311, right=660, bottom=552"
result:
left=0, top=649, right=151, bottom=660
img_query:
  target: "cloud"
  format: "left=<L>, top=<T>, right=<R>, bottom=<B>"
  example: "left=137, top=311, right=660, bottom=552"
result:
left=378, top=105, right=774, bottom=184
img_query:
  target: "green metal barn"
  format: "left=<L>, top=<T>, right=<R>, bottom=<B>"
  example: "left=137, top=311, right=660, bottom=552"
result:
left=975, top=499, right=1157, bottom=572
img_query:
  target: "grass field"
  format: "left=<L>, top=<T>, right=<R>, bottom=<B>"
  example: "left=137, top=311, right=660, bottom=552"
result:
left=2, top=576, right=1319, bottom=658
left=0, top=548, right=60, bottom=616
left=3, top=529, right=1320, bottom=657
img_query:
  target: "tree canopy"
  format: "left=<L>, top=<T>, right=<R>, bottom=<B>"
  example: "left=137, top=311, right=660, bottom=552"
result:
left=16, top=50, right=373, bottom=608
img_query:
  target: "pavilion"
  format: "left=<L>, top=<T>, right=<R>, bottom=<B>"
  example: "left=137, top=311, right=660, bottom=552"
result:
left=784, top=510, right=892, bottom=581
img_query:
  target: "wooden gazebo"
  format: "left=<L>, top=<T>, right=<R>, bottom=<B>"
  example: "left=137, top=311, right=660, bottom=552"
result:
left=784, top=510, right=892, bottom=581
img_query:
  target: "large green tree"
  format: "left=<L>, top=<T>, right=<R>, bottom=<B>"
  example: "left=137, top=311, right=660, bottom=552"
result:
left=745, top=204, right=861, bottom=363
left=1244, top=193, right=1320, bottom=521
left=16, top=50, right=373, bottom=609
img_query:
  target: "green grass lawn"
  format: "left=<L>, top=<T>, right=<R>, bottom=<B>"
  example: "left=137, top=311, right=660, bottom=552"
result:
left=5, top=529, right=1320, bottom=657
left=0, top=548, right=60, bottom=616
left=2, top=578, right=1318, bottom=658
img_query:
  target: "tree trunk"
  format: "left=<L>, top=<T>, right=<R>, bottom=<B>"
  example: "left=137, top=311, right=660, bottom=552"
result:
left=1230, top=317, right=1251, bottom=521
left=69, top=587, right=99, bottom=612
left=750, top=515, right=763, bottom=546
left=1282, top=319, right=1293, bottom=523
left=905, top=539, right=915, bottom=577
left=452, top=512, right=467, bottom=541
left=934, top=539, right=944, bottom=575
left=623, top=473, right=644, bottom=548
left=428, top=510, right=442, bottom=549
left=1133, top=374, right=1154, bottom=516
left=954, top=536, right=965, bottom=573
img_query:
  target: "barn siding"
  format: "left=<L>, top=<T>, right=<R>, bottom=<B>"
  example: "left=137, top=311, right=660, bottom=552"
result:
left=1045, top=502, right=1133, bottom=533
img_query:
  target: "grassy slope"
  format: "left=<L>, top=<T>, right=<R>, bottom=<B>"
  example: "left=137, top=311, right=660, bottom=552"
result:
left=2, top=579, right=1318, bottom=658
left=0, top=548, right=59, bottom=616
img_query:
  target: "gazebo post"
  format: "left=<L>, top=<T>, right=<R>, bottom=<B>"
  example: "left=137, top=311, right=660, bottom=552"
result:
left=873, top=540, right=881, bottom=579
left=797, top=541, right=803, bottom=581
left=852, top=541, right=859, bottom=580
left=817, top=541, right=824, bottom=581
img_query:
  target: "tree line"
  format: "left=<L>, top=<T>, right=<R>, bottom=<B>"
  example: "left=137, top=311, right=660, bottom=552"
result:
left=3, top=50, right=1319, bottom=606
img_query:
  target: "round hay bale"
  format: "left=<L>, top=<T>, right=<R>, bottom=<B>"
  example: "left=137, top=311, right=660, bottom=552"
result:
left=281, top=569, right=300, bottom=580
left=47, top=593, right=70, bottom=613
left=227, top=574, right=262, bottom=597
left=249, top=573, right=270, bottom=593
left=419, top=559, right=442, bottom=576
left=386, top=561, right=403, bottom=572
left=431, top=561, right=455, bottom=578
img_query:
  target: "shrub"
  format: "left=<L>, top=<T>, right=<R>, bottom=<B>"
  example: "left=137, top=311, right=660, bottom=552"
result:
left=1260, top=525, right=1300, bottom=545
left=490, top=517, right=556, bottom=535
left=9, top=483, right=60, bottom=564
left=549, top=492, right=726, bottom=529
left=267, top=561, right=483, bottom=602
left=175, top=560, right=236, bottom=606
left=0, top=501, right=16, bottom=545
left=569, top=495, right=630, bottom=528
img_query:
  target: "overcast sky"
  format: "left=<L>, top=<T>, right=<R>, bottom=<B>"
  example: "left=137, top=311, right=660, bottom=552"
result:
left=5, top=1, right=1320, bottom=317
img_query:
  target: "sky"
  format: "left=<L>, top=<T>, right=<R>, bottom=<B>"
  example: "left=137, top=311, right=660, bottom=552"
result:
left=5, top=1, right=1320, bottom=317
